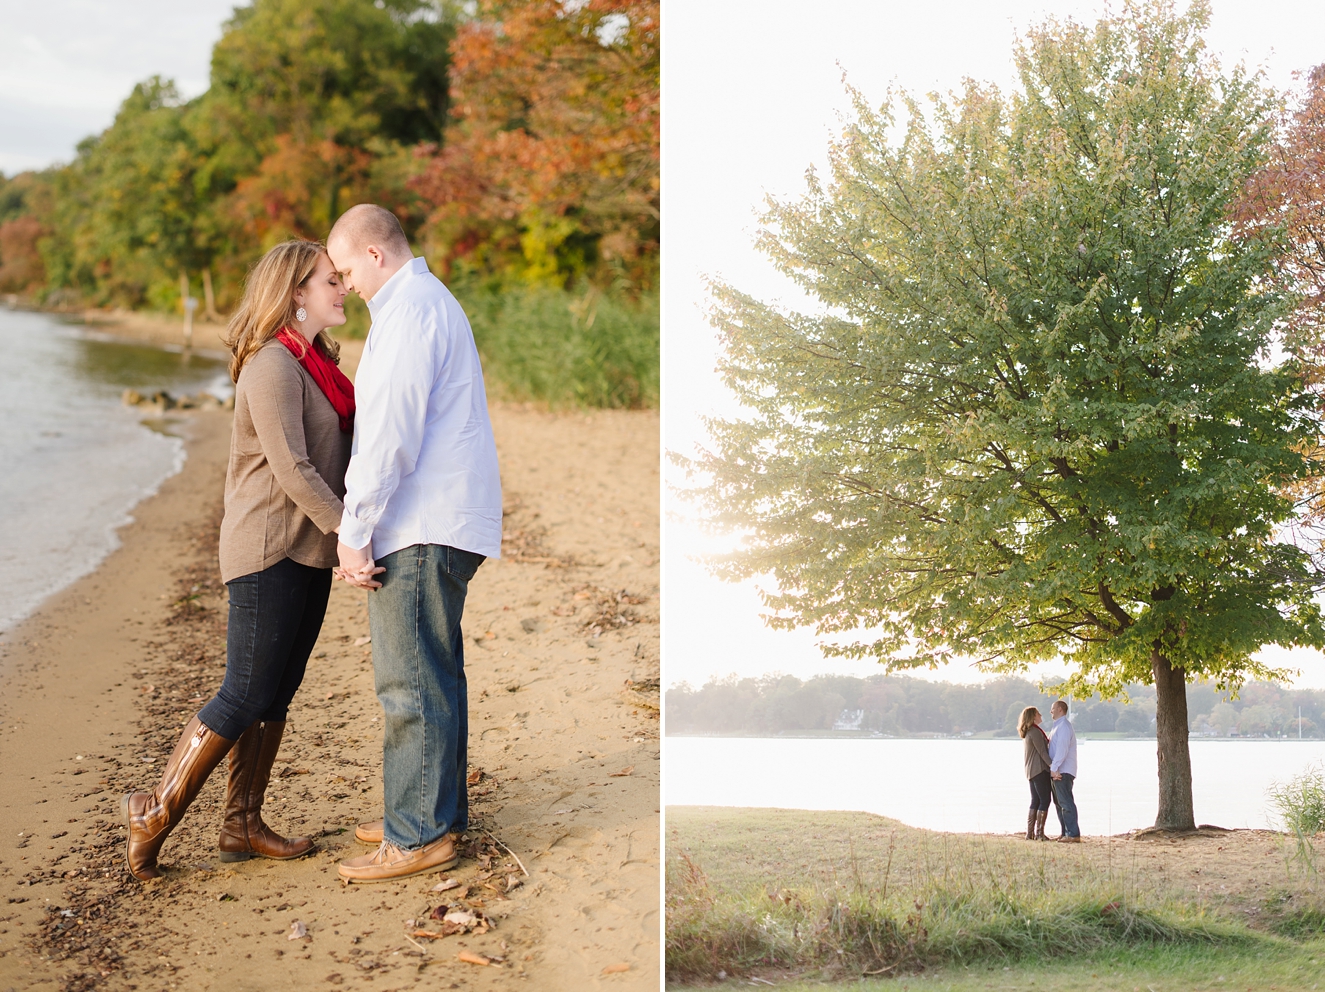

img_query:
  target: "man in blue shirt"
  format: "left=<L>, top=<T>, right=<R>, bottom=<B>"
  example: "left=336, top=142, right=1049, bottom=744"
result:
left=1048, top=699, right=1081, bottom=842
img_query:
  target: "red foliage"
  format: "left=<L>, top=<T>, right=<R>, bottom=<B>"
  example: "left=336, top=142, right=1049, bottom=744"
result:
left=226, top=135, right=375, bottom=249
left=1234, top=66, right=1325, bottom=514
left=0, top=215, right=47, bottom=294
left=1234, top=65, right=1325, bottom=338
left=413, top=0, right=659, bottom=288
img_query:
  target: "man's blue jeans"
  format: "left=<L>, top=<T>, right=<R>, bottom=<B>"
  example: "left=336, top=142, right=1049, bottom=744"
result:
left=1052, top=773, right=1080, bottom=838
left=370, top=543, right=485, bottom=850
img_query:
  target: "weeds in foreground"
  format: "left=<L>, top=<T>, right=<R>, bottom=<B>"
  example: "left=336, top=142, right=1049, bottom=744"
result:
left=1268, top=763, right=1325, bottom=876
left=665, top=837, right=1252, bottom=982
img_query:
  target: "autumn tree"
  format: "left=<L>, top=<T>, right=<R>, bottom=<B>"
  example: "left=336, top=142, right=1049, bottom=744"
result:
left=0, top=171, right=53, bottom=294
left=1234, top=65, right=1325, bottom=518
left=688, top=1, right=1323, bottom=829
left=414, top=0, right=660, bottom=289
left=39, top=0, right=453, bottom=308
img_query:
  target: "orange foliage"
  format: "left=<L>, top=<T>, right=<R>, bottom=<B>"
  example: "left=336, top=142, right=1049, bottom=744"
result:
left=413, top=0, right=659, bottom=288
left=1234, top=65, right=1325, bottom=515
left=226, top=135, right=375, bottom=250
left=1234, top=65, right=1325, bottom=339
left=0, top=215, right=47, bottom=294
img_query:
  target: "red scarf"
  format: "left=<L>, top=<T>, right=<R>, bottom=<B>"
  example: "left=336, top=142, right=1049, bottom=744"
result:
left=276, top=329, right=355, bottom=433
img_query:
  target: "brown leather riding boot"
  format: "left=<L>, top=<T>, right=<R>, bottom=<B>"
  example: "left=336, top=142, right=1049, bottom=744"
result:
left=1034, top=809, right=1049, bottom=840
left=1025, top=810, right=1036, bottom=840
left=122, top=716, right=235, bottom=880
left=218, top=720, right=315, bottom=862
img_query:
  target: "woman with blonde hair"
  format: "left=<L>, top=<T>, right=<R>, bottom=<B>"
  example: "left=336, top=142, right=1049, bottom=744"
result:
left=122, top=240, right=355, bottom=880
left=1018, top=705, right=1053, bottom=840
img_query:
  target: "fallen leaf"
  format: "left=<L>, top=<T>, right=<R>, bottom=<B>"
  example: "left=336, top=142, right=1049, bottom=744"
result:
left=483, top=631, right=496, bottom=640
left=608, top=766, right=635, bottom=778
left=443, top=909, right=478, bottom=928
left=467, top=768, right=483, bottom=786
left=431, top=878, right=460, bottom=893
left=410, top=929, right=446, bottom=940
left=287, top=920, right=308, bottom=941
left=506, top=875, right=523, bottom=892
left=458, top=950, right=491, bottom=966
left=353, top=636, right=371, bottom=646
left=603, top=963, right=630, bottom=974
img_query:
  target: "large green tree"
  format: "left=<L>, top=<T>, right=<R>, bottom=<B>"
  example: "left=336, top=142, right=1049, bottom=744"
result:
left=689, top=1, right=1324, bottom=829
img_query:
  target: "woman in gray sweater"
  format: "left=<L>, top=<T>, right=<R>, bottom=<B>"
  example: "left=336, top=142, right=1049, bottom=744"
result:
left=122, top=240, right=355, bottom=880
left=1019, top=706, right=1053, bottom=840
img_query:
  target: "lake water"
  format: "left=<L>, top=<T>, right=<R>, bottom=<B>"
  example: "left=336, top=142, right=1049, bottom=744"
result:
left=0, top=308, right=230, bottom=633
left=665, top=736, right=1325, bottom=834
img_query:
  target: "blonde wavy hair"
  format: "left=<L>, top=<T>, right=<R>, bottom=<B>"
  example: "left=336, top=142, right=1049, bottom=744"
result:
left=1017, top=706, right=1041, bottom=739
left=224, top=240, right=342, bottom=382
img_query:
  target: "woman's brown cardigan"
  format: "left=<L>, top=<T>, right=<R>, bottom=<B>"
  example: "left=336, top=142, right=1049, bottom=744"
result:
left=1023, top=726, right=1051, bottom=779
left=218, top=342, right=352, bottom=583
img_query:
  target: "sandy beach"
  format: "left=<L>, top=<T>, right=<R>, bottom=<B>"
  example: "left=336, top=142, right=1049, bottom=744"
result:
left=0, top=389, right=660, bottom=989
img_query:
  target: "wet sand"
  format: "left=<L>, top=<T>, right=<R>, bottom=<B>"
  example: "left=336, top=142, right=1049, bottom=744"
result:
left=0, top=401, right=660, bottom=991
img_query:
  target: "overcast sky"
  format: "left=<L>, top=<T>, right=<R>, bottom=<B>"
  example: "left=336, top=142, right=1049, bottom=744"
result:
left=0, top=0, right=237, bottom=174
left=663, top=0, right=1325, bottom=691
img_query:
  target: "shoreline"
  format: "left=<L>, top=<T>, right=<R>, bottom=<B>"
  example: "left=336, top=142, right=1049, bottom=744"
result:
left=0, top=399, right=660, bottom=989
left=663, top=731, right=1322, bottom=742
left=74, top=307, right=368, bottom=375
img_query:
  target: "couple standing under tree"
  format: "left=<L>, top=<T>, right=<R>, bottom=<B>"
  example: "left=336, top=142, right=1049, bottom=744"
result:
left=1019, top=700, right=1081, bottom=843
left=121, top=204, right=503, bottom=883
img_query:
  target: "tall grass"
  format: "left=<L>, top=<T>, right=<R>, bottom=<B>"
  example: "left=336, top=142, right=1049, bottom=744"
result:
left=1269, top=763, right=1325, bottom=838
left=464, top=283, right=658, bottom=409
left=666, top=843, right=1256, bottom=982
left=338, top=280, right=659, bottom=409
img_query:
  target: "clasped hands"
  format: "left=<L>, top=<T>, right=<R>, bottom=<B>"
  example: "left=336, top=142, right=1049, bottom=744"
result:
left=335, top=539, right=385, bottom=589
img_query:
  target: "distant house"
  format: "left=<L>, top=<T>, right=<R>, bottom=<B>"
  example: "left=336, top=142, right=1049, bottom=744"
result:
left=833, top=709, right=865, bottom=731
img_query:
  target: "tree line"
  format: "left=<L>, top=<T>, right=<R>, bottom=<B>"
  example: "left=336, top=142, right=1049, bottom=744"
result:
left=666, top=674, right=1325, bottom=739
left=0, top=0, right=659, bottom=407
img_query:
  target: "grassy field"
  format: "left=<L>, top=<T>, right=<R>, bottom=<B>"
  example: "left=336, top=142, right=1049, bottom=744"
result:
left=665, top=806, right=1325, bottom=989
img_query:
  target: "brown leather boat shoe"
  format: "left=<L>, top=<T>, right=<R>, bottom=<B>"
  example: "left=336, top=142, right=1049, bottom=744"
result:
left=355, top=819, right=385, bottom=844
left=338, top=835, right=458, bottom=883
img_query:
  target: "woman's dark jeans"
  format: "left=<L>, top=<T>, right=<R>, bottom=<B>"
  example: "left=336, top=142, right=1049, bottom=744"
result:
left=198, top=557, right=332, bottom=741
left=1028, top=770, right=1053, bottom=812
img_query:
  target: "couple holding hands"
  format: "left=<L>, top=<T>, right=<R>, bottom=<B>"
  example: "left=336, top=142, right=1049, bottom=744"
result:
left=121, top=204, right=502, bottom=884
left=1019, top=700, right=1081, bottom=843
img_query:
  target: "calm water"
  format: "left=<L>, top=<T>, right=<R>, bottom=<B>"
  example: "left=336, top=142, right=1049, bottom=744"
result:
left=0, top=309, right=229, bottom=632
left=665, top=736, right=1325, bottom=833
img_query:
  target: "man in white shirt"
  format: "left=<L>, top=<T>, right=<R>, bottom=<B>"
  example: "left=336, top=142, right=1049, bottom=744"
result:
left=326, top=204, right=502, bottom=882
left=1048, top=699, right=1081, bottom=842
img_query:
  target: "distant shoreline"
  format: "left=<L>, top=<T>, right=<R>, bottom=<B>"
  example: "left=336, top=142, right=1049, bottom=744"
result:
left=665, top=730, right=1322, bottom=742
left=10, top=302, right=367, bottom=376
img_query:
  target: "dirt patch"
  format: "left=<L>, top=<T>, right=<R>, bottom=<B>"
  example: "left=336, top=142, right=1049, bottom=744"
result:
left=0, top=404, right=659, bottom=991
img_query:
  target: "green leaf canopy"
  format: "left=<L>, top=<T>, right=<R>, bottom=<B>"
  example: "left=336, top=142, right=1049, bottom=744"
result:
left=693, top=1, right=1325, bottom=702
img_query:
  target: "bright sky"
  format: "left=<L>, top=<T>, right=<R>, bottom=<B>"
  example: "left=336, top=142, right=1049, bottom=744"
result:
left=0, top=0, right=237, bottom=174
left=662, top=0, right=1325, bottom=691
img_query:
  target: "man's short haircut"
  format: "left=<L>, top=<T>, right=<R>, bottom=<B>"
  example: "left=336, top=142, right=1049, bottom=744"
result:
left=1052, top=699, right=1069, bottom=715
left=329, top=203, right=410, bottom=257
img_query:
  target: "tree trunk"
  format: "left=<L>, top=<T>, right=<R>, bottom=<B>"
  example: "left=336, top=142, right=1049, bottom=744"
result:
left=202, top=268, right=219, bottom=321
left=1151, top=648, right=1196, bottom=830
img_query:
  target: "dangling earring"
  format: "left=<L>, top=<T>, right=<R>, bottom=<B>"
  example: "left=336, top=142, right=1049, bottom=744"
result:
left=295, top=306, right=308, bottom=322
